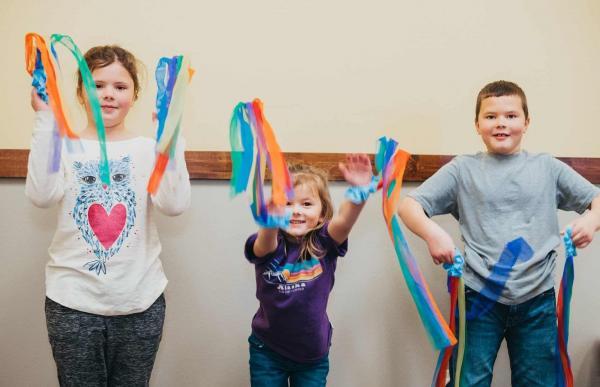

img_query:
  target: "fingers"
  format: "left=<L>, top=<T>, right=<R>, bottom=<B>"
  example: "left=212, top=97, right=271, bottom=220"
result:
left=356, top=153, right=372, bottom=167
left=571, top=231, right=591, bottom=248
left=345, top=153, right=371, bottom=168
left=341, top=154, right=371, bottom=169
left=564, top=220, right=594, bottom=249
left=432, top=255, right=454, bottom=265
left=31, top=88, right=42, bottom=110
left=340, top=154, right=374, bottom=187
left=575, top=240, right=590, bottom=249
left=431, top=250, right=455, bottom=265
left=31, top=88, right=50, bottom=112
left=442, top=252, right=455, bottom=264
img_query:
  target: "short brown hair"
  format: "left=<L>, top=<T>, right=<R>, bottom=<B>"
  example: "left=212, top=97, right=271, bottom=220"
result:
left=475, top=80, right=528, bottom=122
left=76, top=45, right=141, bottom=101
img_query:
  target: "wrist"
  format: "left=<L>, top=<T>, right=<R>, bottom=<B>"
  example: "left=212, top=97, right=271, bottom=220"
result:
left=33, top=110, right=55, bottom=133
left=254, top=210, right=291, bottom=229
left=443, top=249, right=464, bottom=277
left=345, top=175, right=379, bottom=204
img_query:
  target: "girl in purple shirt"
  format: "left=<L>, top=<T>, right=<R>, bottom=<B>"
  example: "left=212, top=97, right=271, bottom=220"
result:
left=245, top=154, right=374, bottom=386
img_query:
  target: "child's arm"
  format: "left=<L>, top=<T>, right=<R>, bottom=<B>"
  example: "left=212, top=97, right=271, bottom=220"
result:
left=252, top=228, right=280, bottom=258
left=398, top=197, right=456, bottom=265
left=25, top=89, right=65, bottom=208
left=328, top=154, right=373, bottom=245
left=565, top=194, right=600, bottom=249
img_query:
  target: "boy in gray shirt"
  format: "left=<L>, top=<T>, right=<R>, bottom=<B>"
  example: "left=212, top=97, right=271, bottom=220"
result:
left=398, top=80, right=600, bottom=387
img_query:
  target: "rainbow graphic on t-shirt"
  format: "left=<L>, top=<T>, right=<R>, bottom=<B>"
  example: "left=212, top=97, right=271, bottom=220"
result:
left=262, top=257, right=323, bottom=285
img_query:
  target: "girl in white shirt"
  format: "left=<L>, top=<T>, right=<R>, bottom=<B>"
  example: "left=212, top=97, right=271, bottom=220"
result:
left=26, top=45, right=190, bottom=386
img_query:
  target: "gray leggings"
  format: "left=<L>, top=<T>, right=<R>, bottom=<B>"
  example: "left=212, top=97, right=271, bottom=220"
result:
left=45, top=295, right=165, bottom=387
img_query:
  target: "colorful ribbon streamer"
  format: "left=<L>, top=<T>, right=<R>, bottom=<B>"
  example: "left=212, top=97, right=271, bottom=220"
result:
left=556, top=227, right=576, bottom=387
left=375, top=137, right=456, bottom=350
left=229, top=99, right=293, bottom=228
left=147, top=56, right=194, bottom=194
left=25, top=33, right=80, bottom=172
left=50, top=34, right=111, bottom=185
left=230, top=102, right=254, bottom=196
left=432, top=250, right=466, bottom=387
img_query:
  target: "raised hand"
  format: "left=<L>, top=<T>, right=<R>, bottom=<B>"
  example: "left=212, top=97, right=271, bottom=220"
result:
left=31, top=88, right=50, bottom=112
left=338, top=153, right=373, bottom=187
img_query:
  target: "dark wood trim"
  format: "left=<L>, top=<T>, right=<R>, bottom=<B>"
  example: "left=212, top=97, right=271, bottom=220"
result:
left=0, top=149, right=29, bottom=179
left=1, top=149, right=600, bottom=183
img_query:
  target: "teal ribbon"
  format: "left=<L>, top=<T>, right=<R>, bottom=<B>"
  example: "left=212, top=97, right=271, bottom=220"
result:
left=51, top=34, right=110, bottom=186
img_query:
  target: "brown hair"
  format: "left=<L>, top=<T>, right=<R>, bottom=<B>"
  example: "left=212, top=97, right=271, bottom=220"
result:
left=283, top=163, right=334, bottom=260
left=475, top=80, right=528, bottom=122
left=76, top=45, right=141, bottom=102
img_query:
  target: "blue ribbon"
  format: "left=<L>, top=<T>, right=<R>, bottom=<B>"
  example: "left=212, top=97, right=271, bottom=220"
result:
left=254, top=211, right=292, bottom=229
left=31, top=49, right=49, bottom=103
left=466, top=237, right=534, bottom=320
left=563, top=227, right=577, bottom=259
left=443, top=249, right=465, bottom=278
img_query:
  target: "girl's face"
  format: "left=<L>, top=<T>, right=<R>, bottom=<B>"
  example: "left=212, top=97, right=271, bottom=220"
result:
left=285, top=183, right=324, bottom=237
left=86, top=61, right=136, bottom=131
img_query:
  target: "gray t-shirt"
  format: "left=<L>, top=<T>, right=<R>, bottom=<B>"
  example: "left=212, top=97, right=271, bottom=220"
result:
left=409, top=151, right=600, bottom=304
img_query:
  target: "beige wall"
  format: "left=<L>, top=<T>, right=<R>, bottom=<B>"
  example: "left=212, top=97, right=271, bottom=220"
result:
left=2, top=1, right=600, bottom=386
left=1, top=181, right=599, bottom=386
left=2, top=0, right=600, bottom=155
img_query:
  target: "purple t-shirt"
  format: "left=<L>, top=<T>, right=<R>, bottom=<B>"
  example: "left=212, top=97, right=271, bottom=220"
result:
left=245, top=224, right=348, bottom=363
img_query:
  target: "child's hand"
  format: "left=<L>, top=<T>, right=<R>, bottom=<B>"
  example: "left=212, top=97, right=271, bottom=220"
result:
left=266, top=198, right=286, bottom=217
left=339, top=153, right=373, bottom=186
left=425, top=227, right=456, bottom=265
left=31, top=88, right=50, bottom=112
left=563, top=211, right=600, bottom=249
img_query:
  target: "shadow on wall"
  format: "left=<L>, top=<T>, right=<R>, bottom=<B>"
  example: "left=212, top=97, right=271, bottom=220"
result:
left=576, top=340, right=600, bottom=387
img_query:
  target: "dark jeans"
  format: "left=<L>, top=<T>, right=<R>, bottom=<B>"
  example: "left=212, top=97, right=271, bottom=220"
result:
left=249, top=333, right=330, bottom=387
left=450, top=287, right=557, bottom=387
left=45, top=295, right=165, bottom=387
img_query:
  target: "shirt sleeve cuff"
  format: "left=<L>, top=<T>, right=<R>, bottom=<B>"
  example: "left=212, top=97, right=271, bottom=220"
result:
left=33, top=111, right=55, bottom=133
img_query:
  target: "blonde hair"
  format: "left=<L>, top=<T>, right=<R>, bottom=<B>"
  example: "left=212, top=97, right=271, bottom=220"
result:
left=283, top=163, right=334, bottom=260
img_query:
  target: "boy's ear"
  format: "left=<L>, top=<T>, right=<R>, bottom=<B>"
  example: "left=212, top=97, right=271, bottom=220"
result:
left=523, top=117, right=530, bottom=133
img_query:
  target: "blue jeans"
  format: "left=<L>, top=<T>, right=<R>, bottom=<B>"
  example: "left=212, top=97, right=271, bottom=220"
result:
left=450, top=287, right=557, bottom=387
left=248, top=333, right=329, bottom=387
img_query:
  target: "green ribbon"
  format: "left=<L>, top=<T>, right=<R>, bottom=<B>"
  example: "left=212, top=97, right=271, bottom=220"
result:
left=51, top=34, right=110, bottom=185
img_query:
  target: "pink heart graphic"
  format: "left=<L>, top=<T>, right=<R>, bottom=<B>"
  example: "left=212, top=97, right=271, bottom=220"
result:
left=88, top=203, right=127, bottom=250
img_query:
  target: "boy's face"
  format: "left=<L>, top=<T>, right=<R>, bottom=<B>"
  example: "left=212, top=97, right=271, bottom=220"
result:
left=475, top=95, right=529, bottom=155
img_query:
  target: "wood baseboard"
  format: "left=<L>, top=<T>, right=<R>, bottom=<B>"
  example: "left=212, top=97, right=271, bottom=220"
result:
left=1, top=149, right=599, bottom=183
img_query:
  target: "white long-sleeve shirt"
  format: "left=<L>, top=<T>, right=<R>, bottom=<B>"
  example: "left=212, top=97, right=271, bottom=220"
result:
left=26, top=111, right=191, bottom=315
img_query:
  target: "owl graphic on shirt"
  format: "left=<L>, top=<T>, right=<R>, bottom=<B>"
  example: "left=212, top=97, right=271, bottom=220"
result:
left=72, top=156, right=137, bottom=275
